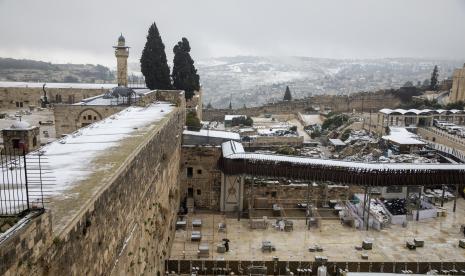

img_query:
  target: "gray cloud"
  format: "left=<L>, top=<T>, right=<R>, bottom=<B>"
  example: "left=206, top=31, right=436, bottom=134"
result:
left=0, top=0, right=464, bottom=67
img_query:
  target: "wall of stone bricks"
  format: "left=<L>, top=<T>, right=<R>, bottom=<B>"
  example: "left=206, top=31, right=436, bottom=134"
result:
left=0, top=91, right=186, bottom=276
left=0, top=87, right=108, bottom=109
left=203, top=91, right=402, bottom=121
left=180, top=146, right=222, bottom=210
left=53, top=105, right=126, bottom=136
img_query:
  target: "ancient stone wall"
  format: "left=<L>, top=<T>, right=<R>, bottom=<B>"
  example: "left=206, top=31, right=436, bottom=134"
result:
left=0, top=91, right=186, bottom=276
left=0, top=87, right=108, bottom=109
left=54, top=105, right=126, bottom=136
left=245, top=136, right=304, bottom=148
left=203, top=91, right=402, bottom=121
left=181, top=146, right=222, bottom=210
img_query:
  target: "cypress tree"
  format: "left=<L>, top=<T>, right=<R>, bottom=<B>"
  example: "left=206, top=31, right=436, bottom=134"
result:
left=430, top=65, right=439, bottom=91
left=283, top=86, right=292, bottom=101
left=172, top=37, right=200, bottom=100
left=140, top=22, right=171, bottom=90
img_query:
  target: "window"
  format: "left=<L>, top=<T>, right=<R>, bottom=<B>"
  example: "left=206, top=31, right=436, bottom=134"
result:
left=32, top=136, right=37, bottom=147
left=197, top=189, right=201, bottom=195
left=12, top=139, right=20, bottom=149
left=187, top=167, right=193, bottom=178
left=271, top=191, right=277, bottom=198
left=197, top=169, right=202, bottom=175
left=83, top=116, right=86, bottom=120
left=94, top=116, right=97, bottom=120
left=15, top=102, right=19, bottom=108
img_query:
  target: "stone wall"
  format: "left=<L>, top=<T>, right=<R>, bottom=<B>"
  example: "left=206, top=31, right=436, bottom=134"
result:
left=1, top=126, right=40, bottom=153
left=203, top=90, right=402, bottom=121
left=0, top=211, right=52, bottom=276
left=180, top=146, right=222, bottom=210
left=0, top=91, right=186, bottom=275
left=0, top=87, right=108, bottom=109
left=245, top=136, right=304, bottom=148
left=54, top=105, right=126, bottom=136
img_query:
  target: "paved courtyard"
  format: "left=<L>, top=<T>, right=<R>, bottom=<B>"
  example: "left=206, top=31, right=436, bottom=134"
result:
left=171, top=199, right=465, bottom=262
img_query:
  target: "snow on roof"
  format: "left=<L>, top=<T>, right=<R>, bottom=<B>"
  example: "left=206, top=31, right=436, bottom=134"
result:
left=0, top=81, right=116, bottom=89
left=382, top=127, right=426, bottom=145
left=37, top=102, right=173, bottom=195
left=221, top=141, right=465, bottom=171
left=328, top=139, right=346, bottom=146
left=379, top=108, right=465, bottom=115
left=9, top=121, right=32, bottom=130
left=224, top=115, right=245, bottom=121
left=183, top=129, right=240, bottom=140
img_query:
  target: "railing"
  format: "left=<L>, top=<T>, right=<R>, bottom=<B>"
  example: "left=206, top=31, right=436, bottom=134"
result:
left=0, top=148, right=47, bottom=216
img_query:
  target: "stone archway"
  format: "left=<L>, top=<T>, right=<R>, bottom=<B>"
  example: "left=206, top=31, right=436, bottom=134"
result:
left=77, top=108, right=103, bottom=128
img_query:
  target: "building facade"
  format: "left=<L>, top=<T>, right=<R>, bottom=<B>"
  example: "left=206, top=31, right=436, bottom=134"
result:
left=376, top=108, right=465, bottom=135
left=450, top=64, right=465, bottom=103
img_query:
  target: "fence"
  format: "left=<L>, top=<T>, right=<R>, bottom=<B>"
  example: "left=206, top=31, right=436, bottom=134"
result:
left=0, top=148, right=47, bottom=216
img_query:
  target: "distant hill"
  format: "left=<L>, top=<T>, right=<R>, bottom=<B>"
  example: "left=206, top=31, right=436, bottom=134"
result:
left=0, top=57, right=115, bottom=83
left=195, top=56, right=464, bottom=108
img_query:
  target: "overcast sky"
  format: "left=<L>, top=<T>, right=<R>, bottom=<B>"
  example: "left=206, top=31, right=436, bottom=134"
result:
left=0, top=0, right=464, bottom=67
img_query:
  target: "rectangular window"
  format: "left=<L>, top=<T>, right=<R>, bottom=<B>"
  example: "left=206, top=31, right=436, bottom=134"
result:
left=197, top=189, right=201, bottom=195
left=187, top=167, right=193, bottom=178
left=197, top=169, right=202, bottom=175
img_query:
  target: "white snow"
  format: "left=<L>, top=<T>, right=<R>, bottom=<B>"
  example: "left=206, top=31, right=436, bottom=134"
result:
left=221, top=141, right=465, bottom=171
left=379, top=108, right=465, bottom=115
left=183, top=129, right=240, bottom=140
left=382, top=127, right=425, bottom=145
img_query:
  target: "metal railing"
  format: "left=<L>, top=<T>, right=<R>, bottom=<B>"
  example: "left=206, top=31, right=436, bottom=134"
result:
left=0, top=148, right=47, bottom=216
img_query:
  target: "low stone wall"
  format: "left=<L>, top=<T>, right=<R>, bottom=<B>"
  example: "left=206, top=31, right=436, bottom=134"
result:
left=0, top=87, right=107, bottom=109
left=203, top=90, right=402, bottom=121
left=245, top=136, right=304, bottom=148
left=0, top=91, right=186, bottom=275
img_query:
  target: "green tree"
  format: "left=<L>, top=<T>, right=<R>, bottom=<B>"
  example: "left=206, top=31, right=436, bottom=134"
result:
left=283, top=86, right=292, bottom=101
left=186, top=111, right=201, bottom=130
left=140, top=22, right=172, bottom=90
left=172, top=37, right=200, bottom=100
left=206, top=102, right=212, bottom=109
left=430, top=65, right=439, bottom=91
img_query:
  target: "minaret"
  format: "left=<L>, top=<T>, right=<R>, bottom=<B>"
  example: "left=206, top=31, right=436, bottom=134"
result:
left=113, top=34, right=130, bottom=87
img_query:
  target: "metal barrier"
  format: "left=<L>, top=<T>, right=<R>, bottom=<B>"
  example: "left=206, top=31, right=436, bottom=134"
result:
left=0, top=148, right=47, bottom=216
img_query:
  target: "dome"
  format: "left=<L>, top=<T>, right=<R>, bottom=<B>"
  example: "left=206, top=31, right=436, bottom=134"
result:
left=118, top=34, right=125, bottom=44
left=110, top=86, right=135, bottom=98
left=10, top=121, right=31, bottom=129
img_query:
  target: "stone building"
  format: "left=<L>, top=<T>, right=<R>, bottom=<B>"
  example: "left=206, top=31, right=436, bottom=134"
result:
left=450, top=64, right=465, bottom=103
left=113, top=34, right=130, bottom=87
left=376, top=108, right=465, bottom=135
left=1, top=121, right=40, bottom=153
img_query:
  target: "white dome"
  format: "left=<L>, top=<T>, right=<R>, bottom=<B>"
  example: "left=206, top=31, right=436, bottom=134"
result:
left=10, top=121, right=31, bottom=129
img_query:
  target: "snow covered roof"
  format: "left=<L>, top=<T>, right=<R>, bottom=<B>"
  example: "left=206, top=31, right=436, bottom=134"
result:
left=382, top=127, right=426, bottom=145
left=379, top=108, right=465, bottom=115
left=183, top=129, right=240, bottom=140
left=221, top=141, right=465, bottom=171
left=328, top=139, right=346, bottom=146
left=0, top=81, right=116, bottom=89
left=8, top=121, right=33, bottom=130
